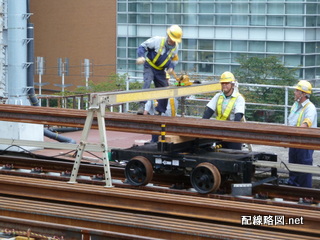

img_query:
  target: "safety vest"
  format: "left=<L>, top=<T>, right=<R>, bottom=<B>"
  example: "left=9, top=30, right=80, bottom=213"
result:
left=295, top=102, right=311, bottom=126
left=216, top=93, right=239, bottom=121
left=146, top=37, right=176, bottom=70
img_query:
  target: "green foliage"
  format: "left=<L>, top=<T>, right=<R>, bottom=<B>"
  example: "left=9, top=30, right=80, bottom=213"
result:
left=235, top=55, right=298, bottom=86
left=234, top=55, right=299, bottom=122
left=57, top=73, right=143, bottom=95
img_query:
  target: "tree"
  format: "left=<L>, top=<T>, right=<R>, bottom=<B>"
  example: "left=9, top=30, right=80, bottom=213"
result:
left=234, top=55, right=299, bottom=123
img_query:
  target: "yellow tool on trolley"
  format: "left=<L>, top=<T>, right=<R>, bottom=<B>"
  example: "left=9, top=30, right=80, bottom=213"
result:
left=170, top=70, right=193, bottom=86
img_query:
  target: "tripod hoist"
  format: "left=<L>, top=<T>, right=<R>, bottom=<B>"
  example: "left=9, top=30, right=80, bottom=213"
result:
left=67, top=82, right=222, bottom=187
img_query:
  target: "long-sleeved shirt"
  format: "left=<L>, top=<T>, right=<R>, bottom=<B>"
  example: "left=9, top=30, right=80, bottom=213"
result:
left=137, top=36, right=179, bottom=70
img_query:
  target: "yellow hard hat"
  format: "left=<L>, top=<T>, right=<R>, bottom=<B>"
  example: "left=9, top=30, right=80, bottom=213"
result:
left=167, top=25, right=182, bottom=43
left=220, top=71, right=235, bottom=83
left=295, top=80, right=312, bottom=94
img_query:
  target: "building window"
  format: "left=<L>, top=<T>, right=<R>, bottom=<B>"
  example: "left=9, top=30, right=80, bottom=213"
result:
left=305, top=42, right=316, bottom=54
left=118, top=3, right=126, bottom=12
left=305, top=55, right=316, bottom=67
left=284, top=55, right=301, bottom=66
left=216, top=15, right=230, bottom=25
left=232, top=41, right=247, bottom=52
left=250, top=16, right=265, bottom=26
left=183, top=39, right=197, bottom=50
left=118, top=14, right=127, bottom=24
left=152, top=3, right=165, bottom=13
left=183, top=14, right=197, bottom=25
left=267, top=42, right=283, bottom=53
left=199, top=15, right=214, bottom=25
left=286, top=16, right=304, bottom=27
left=182, top=50, right=197, bottom=62
left=285, top=42, right=301, bottom=54
left=285, top=3, right=304, bottom=15
left=306, top=17, right=317, bottom=27
left=215, top=52, right=231, bottom=63
left=199, top=40, right=213, bottom=51
left=267, top=16, right=284, bottom=26
left=153, top=14, right=166, bottom=24
left=249, top=41, right=265, bottom=52
left=216, top=40, right=230, bottom=51
left=232, top=16, right=248, bottom=26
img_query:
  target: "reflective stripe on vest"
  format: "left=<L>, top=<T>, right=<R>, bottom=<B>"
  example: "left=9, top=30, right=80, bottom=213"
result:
left=146, top=37, right=176, bottom=70
left=216, top=93, right=239, bottom=121
left=296, top=102, right=311, bottom=126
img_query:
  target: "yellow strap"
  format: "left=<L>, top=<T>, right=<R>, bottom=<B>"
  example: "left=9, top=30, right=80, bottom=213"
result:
left=216, top=93, right=239, bottom=121
left=146, top=58, right=163, bottom=70
left=297, top=102, right=311, bottom=126
left=146, top=37, right=176, bottom=70
left=169, top=98, right=175, bottom=116
left=152, top=38, right=165, bottom=64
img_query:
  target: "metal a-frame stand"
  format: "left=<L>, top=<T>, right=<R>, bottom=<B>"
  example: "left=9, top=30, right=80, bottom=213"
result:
left=68, top=96, right=112, bottom=187
left=66, top=82, right=222, bottom=187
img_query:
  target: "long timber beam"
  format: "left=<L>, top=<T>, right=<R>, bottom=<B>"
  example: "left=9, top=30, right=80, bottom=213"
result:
left=90, top=82, right=221, bottom=106
left=0, top=104, right=320, bottom=150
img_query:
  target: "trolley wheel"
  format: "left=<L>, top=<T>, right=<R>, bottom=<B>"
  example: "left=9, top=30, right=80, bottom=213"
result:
left=124, top=156, right=153, bottom=186
left=190, top=162, right=221, bottom=194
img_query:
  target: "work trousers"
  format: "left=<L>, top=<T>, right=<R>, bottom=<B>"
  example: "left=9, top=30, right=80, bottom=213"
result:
left=288, top=147, right=313, bottom=188
left=141, top=65, right=169, bottom=113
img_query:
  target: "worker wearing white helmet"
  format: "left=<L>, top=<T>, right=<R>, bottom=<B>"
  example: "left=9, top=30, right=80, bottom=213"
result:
left=136, top=25, right=182, bottom=115
left=287, top=80, right=317, bottom=188
left=202, top=71, right=245, bottom=150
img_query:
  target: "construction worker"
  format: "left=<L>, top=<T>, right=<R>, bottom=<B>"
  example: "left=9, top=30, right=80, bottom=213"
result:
left=136, top=25, right=182, bottom=115
left=202, top=71, right=245, bottom=150
left=287, top=80, right=317, bottom=188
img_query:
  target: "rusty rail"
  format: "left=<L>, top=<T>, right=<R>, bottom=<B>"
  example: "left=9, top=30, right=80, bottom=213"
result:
left=0, top=104, right=320, bottom=150
left=0, top=174, right=319, bottom=236
left=0, top=154, right=319, bottom=206
left=2, top=195, right=318, bottom=240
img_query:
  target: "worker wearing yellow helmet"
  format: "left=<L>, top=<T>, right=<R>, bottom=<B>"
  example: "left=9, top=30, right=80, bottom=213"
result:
left=136, top=25, right=182, bottom=115
left=287, top=80, right=317, bottom=188
left=202, top=71, right=245, bottom=150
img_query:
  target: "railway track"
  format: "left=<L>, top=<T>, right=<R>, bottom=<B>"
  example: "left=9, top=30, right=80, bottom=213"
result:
left=1, top=155, right=320, bottom=235
left=1, top=194, right=318, bottom=240
left=1, top=104, right=320, bottom=149
left=1, top=104, right=320, bottom=239
left=0, top=153, right=319, bottom=205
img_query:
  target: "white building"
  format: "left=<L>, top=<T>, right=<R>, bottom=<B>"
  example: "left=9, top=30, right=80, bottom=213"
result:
left=117, top=0, right=320, bottom=84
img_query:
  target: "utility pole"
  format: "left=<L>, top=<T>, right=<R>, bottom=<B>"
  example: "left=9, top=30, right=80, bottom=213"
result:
left=35, top=56, right=49, bottom=106
left=55, top=57, right=72, bottom=108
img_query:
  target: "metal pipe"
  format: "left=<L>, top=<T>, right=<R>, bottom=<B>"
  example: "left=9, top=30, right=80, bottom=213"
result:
left=7, top=0, right=28, bottom=105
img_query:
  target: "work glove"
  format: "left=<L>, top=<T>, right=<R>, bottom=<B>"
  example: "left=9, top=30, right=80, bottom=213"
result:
left=136, top=57, right=145, bottom=65
left=167, top=68, right=174, bottom=74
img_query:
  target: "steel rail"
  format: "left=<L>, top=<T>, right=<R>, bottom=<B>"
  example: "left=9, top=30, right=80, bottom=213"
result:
left=1, top=195, right=317, bottom=240
left=0, top=215, right=161, bottom=240
left=0, top=104, right=320, bottom=150
left=0, top=154, right=319, bottom=204
left=0, top=174, right=319, bottom=236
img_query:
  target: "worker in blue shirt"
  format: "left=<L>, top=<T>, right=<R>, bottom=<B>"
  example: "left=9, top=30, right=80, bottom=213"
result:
left=136, top=25, right=182, bottom=115
left=287, top=80, right=317, bottom=188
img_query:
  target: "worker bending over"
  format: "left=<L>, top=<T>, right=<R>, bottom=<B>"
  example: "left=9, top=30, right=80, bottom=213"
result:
left=136, top=25, right=182, bottom=115
left=287, top=80, right=317, bottom=188
left=202, top=71, right=245, bottom=150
